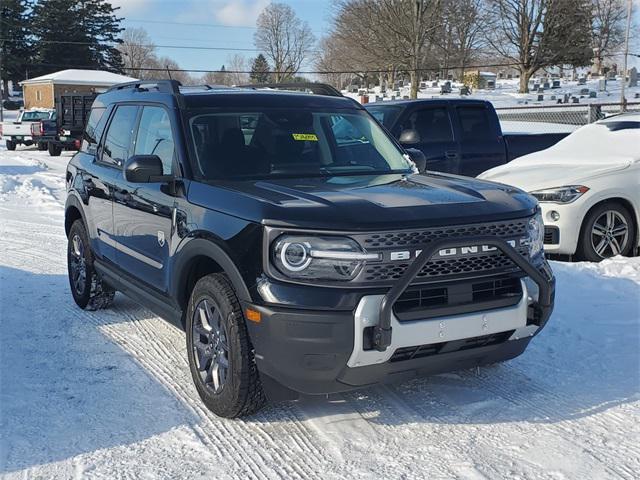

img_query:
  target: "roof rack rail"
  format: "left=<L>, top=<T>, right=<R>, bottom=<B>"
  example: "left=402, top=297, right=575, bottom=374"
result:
left=237, top=82, right=343, bottom=97
left=107, top=79, right=182, bottom=95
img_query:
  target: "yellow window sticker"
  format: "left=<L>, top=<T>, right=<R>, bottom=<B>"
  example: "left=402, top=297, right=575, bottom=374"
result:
left=292, top=133, right=318, bottom=141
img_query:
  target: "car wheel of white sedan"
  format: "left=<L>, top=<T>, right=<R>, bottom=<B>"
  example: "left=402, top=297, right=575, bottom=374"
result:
left=578, top=203, right=636, bottom=261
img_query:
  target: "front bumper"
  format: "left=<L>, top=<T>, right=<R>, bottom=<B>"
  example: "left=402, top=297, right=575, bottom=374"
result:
left=539, top=202, right=583, bottom=255
left=244, top=273, right=555, bottom=395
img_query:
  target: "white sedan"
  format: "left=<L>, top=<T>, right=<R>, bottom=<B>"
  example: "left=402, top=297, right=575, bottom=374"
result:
left=479, top=113, right=639, bottom=261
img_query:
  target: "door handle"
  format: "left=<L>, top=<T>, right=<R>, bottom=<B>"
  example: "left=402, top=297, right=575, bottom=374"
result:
left=445, top=151, right=458, bottom=158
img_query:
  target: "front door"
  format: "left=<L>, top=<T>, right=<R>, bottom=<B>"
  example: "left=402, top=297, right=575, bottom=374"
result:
left=397, top=105, right=460, bottom=174
left=112, top=105, right=177, bottom=293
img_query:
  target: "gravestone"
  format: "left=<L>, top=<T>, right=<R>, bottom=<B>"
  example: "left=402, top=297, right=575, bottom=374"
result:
left=563, top=93, right=570, bottom=103
left=432, top=81, right=439, bottom=87
left=375, top=95, right=383, bottom=102
left=589, top=91, right=597, bottom=98
left=550, top=95, right=556, bottom=100
left=629, top=67, right=638, bottom=87
left=537, top=94, right=544, bottom=101
left=578, top=77, right=587, bottom=85
left=460, top=85, right=470, bottom=95
left=537, top=87, right=544, bottom=93
left=398, top=80, right=404, bottom=88
left=552, top=80, right=561, bottom=88
left=440, top=83, right=452, bottom=94
left=579, top=88, right=590, bottom=95
left=402, top=95, right=409, bottom=100
left=572, top=96, right=580, bottom=103
left=598, top=79, right=607, bottom=91
left=543, top=82, right=550, bottom=89
left=533, top=83, right=540, bottom=91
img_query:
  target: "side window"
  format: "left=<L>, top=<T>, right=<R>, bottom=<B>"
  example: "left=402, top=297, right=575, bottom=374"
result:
left=407, top=108, right=453, bottom=143
left=134, top=106, right=175, bottom=175
left=457, top=106, right=493, bottom=141
left=101, top=105, right=138, bottom=166
left=81, top=107, right=106, bottom=154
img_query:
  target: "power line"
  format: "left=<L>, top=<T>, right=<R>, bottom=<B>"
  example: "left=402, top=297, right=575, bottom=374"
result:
left=124, top=18, right=258, bottom=30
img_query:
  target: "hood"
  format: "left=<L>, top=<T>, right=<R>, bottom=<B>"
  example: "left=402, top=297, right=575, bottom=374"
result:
left=188, top=173, right=537, bottom=230
left=479, top=153, right=634, bottom=192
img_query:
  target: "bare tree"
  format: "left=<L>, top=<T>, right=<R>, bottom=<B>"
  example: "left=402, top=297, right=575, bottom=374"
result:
left=487, top=0, right=593, bottom=93
left=591, top=0, right=627, bottom=75
left=226, top=54, right=249, bottom=85
left=446, top=0, right=487, bottom=78
left=118, top=27, right=156, bottom=76
left=254, top=3, right=315, bottom=82
left=330, top=0, right=441, bottom=98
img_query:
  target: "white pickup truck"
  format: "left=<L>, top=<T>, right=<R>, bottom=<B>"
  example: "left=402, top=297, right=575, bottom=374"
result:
left=0, top=109, right=55, bottom=150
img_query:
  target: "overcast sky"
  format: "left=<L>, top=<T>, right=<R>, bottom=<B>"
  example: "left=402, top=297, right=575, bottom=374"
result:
left=111, top=0, right=639, bottom=75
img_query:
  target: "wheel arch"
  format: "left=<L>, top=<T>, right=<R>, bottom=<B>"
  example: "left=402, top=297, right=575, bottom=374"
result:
left=579, top=196, right=639, bottom=251
left=171, top=237, right=252, bottom=326
left=64, top=195, right=88, bottom=237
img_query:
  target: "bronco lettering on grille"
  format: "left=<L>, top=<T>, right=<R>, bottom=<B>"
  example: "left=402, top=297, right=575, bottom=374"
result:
left=388, top=239, right=527, bottom=261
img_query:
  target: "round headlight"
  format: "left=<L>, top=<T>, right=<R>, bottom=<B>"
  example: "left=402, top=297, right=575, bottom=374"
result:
left=279, top=242, right=312, bottom=271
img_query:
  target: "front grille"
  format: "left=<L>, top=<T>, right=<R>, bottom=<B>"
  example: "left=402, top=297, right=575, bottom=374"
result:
left=393, top=275, right=522, bottom=321
left=351, top=218, right=531, bottom=285
left=364, top=249, right=527, bottom=282
left=389, top=331, right=514, bottom=362
left=362, top=220, right=528, bottom=248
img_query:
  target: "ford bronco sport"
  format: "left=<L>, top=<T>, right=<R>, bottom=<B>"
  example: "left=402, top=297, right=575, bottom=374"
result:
left=65, top=81, right=555, bottom=418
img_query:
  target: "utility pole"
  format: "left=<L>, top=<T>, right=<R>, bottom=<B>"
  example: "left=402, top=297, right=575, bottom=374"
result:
left=620, top=0, right=632, bottom=112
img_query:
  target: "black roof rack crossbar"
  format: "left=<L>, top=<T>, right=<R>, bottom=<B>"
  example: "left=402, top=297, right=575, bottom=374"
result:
left=107, top=79, right=182, bottom=94
left=237, top=83, right=343, bottom=97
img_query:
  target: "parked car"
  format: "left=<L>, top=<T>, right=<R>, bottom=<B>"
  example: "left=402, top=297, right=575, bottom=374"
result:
left=2, top=99, right=24, bottom=110
left=30, top=94, right=95, bottom=156
left=364, top=99, right=569, bottom=177
left=0, top=109, right=55, bottom=150
left=479, top=113, right=640, bottom=260
left=65, top=80, right=555, bottom=418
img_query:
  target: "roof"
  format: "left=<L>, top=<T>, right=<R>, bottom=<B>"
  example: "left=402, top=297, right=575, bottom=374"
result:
left=182, top=89, right=360, bottom=109
left=20, top=69, right=138, bottom=87
left=363, top=98, right=490, bottom=107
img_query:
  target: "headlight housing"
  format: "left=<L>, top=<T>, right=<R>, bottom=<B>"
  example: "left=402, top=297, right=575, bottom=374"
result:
left=272, top=235, right=380, bottom=281
left=530, top=185, right=589, bottom=204
left=527, top=212, right=544, bottom=258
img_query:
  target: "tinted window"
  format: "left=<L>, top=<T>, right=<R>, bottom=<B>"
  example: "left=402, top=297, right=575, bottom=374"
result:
left=189, top=108, right=410, bottom=179
left=81, top=107, right=106, bottom=154
left=134, top=106, right=175, bottom=174
left=458, top=106, right=493, bottom=140
left=364, top=105, right=403, bottom=129
left=21, top=111, right=51, bottom=121
left=407, top=108, right=453, bottom=143
left=101, top=106, right=138, bottom=166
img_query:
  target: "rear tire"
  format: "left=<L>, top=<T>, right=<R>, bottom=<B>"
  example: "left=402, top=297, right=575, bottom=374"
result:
left=48, top=142, right=62, bottom=156
left=186, top=273, right=265, bottom=418
left=67, top=219, right=115, bottom=310
left=6, top=140, right=16, bottom=151
left=576, top=202, right=636, bottom=261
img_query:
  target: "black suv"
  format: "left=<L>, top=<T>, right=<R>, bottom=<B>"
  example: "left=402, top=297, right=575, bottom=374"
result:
left=65, top=81, right=555, bottom=418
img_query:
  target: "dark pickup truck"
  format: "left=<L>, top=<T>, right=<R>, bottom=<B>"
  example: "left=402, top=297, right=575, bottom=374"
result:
left=31, top=94, right=96, bottom=156
left=365, top=99, right=568, bottom=177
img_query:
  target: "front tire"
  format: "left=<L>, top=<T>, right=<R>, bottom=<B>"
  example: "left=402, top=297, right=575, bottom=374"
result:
left=577, top=202, right=636, bottom=261
left=67, top=220, right=115, bottom=310
left=6, top=140, right=16, bottom=151
left=186, top=273, right=265, bottom=418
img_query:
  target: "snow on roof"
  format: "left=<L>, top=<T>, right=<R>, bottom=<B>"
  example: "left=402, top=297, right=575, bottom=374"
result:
left=20, top=69, right=138, bottom=86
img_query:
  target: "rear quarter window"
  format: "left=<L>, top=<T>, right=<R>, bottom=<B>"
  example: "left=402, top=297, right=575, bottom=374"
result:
left=81, top=107, right=107, bottom=154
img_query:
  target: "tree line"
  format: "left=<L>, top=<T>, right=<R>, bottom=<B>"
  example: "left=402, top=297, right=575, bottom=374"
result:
left=1, top=0, right=634, bottom=99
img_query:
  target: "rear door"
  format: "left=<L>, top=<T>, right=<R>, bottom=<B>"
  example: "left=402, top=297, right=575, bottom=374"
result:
left=453, top=104, right=507, bottom=177
left=396, top=104, right=460, bottom=174
left=112, top=104, right=177, bottom=293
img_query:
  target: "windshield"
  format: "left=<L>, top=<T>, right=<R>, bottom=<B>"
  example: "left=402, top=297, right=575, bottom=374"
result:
left=188, top=108, right=411, bottom=180
left=21, top=111, right=51, bottom=121
left=364, top=105, right=404, bottom=130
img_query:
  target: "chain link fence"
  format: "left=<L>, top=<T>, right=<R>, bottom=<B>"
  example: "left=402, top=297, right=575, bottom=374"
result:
left=496, top=102, right=640, bottom=134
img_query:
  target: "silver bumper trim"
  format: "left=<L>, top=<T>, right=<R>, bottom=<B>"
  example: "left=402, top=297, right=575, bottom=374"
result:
left=347, top=279, right=535, bottom=368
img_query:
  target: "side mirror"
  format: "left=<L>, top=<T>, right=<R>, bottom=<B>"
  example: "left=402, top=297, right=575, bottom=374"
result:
left=405, top=148, right=427, bottom=173
left=399, top=128, right=420, bottom=145
left=124, top=155, right=167, bottom=183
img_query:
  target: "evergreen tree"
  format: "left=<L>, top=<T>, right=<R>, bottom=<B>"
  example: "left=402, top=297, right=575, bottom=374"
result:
left=249, top=54, right=271, bottom=83
left=31, top=0, right=124, bottom=76
left=0, top=0, right=32, bottom=98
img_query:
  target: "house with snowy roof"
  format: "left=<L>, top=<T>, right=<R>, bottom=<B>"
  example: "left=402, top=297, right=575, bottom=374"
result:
left=19, top=69, right=138, bottom=109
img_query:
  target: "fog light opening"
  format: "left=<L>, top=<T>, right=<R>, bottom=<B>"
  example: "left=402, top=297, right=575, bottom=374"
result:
left=549, top=210, right=560, bottom=222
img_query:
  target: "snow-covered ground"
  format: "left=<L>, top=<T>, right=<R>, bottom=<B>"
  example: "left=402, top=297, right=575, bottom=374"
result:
left=0, top=144, right=639, bottom=479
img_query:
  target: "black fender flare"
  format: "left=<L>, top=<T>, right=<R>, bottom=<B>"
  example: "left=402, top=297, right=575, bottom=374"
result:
left=64, top=193, right=89, bottom=237
left=171, top=237, right=252, bottom=307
